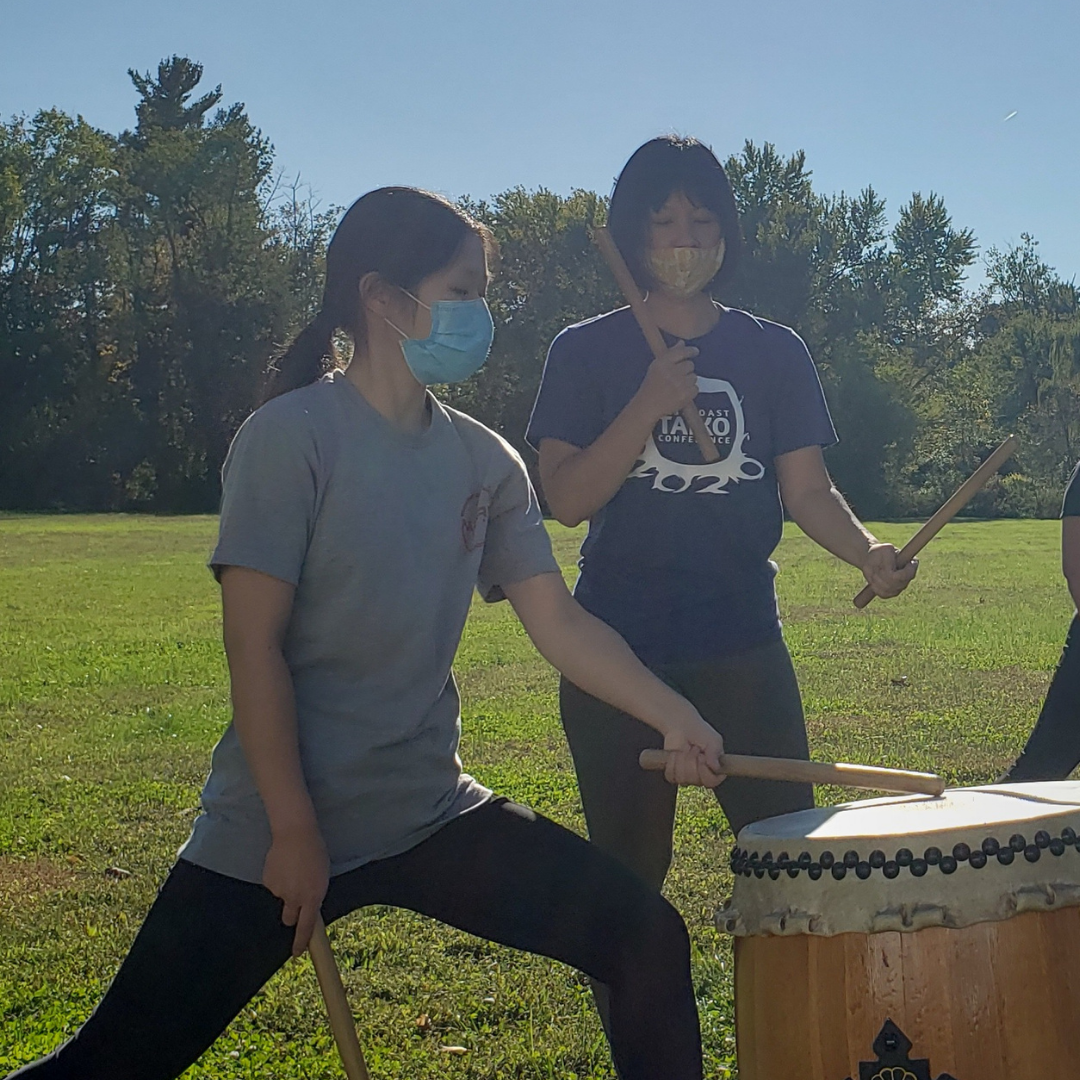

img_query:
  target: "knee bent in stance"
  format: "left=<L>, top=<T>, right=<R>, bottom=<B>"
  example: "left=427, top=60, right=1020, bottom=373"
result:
left=608, top=890, right=691, bottom=982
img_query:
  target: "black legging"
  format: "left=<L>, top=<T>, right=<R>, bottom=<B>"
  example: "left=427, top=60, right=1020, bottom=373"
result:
left=561, top=638, right=814, bottom=891
left=559, top=638, right=812, bottom=1063
left=6, top=799, right=701, bottom=1080
left=1003, top=614, right=1080, bottom=781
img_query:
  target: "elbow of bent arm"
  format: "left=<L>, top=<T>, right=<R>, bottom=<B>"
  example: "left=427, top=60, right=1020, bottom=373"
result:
left=780, top=493, right=811, bottom=529
left=552, top=506, right=586, bottom=529
left=541, top=487, right=586, bottom=529
left=537, top=443, right=594, bottom=529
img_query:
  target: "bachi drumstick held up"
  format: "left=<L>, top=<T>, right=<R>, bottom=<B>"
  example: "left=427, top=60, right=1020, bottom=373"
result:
left=853, top=434, right=1020, bottom=609
left=592, top=226, right=721, bottom=464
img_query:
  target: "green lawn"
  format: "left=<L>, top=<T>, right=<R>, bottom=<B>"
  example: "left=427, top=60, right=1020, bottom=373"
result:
left=0, top=514, right=1071, bottom=1077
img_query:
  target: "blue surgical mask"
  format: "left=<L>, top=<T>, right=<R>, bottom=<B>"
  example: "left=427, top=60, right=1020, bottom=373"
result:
left=386, top=292, right=494, bottom=385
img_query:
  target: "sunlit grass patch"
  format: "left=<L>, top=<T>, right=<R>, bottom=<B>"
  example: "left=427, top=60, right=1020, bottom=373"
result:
left=0, top=513, right=1069, bottom=1077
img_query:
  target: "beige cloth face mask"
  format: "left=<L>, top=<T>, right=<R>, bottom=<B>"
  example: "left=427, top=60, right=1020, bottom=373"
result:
left=647, top=240, right=726, bottom=298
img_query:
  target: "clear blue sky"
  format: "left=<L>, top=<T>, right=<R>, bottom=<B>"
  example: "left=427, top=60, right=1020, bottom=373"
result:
left=4, top=0, right=1078, bottom=285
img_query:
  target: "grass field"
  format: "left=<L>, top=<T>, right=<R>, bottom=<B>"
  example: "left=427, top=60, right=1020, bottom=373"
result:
left=0, top=514, right=1072, bottom=1077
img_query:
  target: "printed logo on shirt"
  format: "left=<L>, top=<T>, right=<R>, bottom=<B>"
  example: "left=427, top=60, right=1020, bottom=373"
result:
left=461, top=487, right=492, bottom=552
left=628, top=376, right=764, bottom=494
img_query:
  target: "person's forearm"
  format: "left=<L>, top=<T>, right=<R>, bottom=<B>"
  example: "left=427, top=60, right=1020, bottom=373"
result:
left=226, top=643, right=319, bottom=838
left=785, top=485, right=877, bottom=568
left=506, top=573, right=725, bottom=784
left=543, top=398, right=658, bottom=527
left=523, top=588, right=700, bottom=737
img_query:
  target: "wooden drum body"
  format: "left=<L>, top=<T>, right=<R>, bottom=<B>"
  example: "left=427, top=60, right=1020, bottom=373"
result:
left=720, top=783, right=1080, bottom=1080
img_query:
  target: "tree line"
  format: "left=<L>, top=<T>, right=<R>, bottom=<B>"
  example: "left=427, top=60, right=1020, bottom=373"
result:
left=3, top=57, right=1079, bottom=517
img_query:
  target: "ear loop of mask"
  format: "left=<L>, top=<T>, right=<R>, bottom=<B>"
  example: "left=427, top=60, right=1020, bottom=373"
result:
left=383, top=288, right=429, bottom=341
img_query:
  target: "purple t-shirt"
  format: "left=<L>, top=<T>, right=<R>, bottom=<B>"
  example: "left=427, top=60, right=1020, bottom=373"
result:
left=527, top=305, right=837, bottom=664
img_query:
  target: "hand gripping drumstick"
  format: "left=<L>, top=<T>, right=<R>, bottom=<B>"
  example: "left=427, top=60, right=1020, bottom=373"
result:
left=853, top=434, right=1020, bottom=610
left=639, top=750, right=945, bottom=797
left=309, top=915, right=372, bottom=1080
left=592, top=226, right=721, bottom=464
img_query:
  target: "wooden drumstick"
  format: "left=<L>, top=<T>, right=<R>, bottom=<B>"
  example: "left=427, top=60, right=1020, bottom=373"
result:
left=639, top=749, right=945, bottom=797
left=592, top=226, right=721, bottom=464
left=853, top=434, right=1020, bottom=609
left=309, top=915, right=372, bottom=1080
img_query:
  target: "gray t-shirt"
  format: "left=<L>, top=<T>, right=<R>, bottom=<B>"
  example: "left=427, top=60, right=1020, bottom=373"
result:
left=179, top=371, right=559, bottom=883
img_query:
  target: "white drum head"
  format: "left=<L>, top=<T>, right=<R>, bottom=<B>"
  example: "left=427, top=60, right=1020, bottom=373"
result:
left=720, top=781, right=1080, bottom=937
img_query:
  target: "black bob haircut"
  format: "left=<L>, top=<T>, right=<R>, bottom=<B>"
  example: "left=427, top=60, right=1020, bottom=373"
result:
left=607, top=136, right=742, bottom=294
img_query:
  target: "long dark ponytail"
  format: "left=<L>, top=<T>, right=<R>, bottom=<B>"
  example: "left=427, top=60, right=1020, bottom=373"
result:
left=263, top=187, right=495, bottom=402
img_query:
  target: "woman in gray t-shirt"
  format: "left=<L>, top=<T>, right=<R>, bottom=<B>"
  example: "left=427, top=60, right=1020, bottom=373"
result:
left=9, top=187, right=726, bottom=1080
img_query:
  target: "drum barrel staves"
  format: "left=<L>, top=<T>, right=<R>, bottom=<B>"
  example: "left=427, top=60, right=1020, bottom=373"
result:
left=722, top=782, right=1080, bottom=1080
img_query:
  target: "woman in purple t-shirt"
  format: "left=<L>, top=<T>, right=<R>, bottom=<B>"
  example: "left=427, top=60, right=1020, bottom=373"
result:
left=528, top=136, right=917, bottom=893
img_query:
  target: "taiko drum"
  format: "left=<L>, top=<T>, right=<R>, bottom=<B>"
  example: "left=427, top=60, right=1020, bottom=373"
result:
left=718, top=783, right=1080, bottom=1080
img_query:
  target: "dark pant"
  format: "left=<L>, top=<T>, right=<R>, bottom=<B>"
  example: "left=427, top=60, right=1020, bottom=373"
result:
left=1003, top=615, right=1080, bottom=782
left=7, top=799, right=701, bottom=1080
left=560, top=637, right=814, bottom=892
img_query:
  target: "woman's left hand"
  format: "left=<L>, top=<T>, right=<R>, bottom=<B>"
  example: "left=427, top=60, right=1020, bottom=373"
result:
left=861, top=543, right=918, bottom=599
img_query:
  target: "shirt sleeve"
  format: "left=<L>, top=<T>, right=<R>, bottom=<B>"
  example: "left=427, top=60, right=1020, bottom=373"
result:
left=209, top=405, right=319, bottom=585
left=1062, top=462, right=1080, bottom=518
left=477, top=440, right=560, bottom=603
left=525, top=327, right=605, bottom=451
left=768, top=325, right=839, bottom=458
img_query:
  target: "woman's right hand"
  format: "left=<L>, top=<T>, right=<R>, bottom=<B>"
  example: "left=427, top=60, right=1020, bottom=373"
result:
left=263, top=826, right=331, bottom=956
left=632, top=341, right=701, bottom=424
left=661, top=706, right=726, bottom=788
